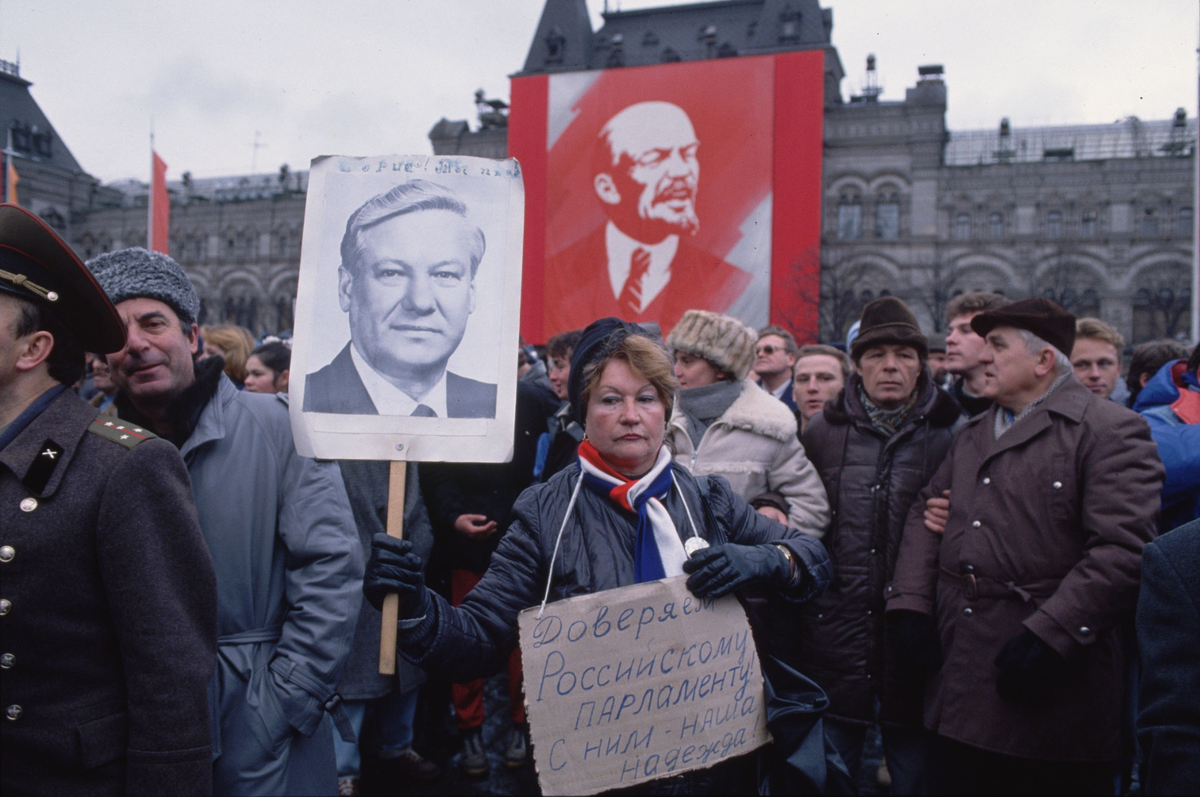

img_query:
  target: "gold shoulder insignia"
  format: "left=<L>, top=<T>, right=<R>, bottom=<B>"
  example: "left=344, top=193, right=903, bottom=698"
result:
left=87, top=417, right=158, bottom=449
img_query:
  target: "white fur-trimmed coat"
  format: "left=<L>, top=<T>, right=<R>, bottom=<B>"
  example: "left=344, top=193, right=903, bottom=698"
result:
left=667, top=379, right=830, bottom=537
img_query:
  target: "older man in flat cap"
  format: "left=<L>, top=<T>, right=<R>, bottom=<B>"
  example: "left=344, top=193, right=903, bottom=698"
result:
left=0, top=204, right=217, bottom=796
left=886, top=297, right=1163, bottom=794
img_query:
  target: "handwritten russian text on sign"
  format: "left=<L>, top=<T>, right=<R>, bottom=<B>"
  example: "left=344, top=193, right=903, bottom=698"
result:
left=518, top=576, right=770, bottom=796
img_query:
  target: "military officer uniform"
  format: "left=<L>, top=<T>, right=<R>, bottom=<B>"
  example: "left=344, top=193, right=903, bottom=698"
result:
left=0, top=204, right=218, bottom=796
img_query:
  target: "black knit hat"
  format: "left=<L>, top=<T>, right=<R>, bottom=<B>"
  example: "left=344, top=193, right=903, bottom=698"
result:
left=970, top=297, right=1076, bottom=355
left=568, top=317, right=664, bottom=424
left=850, top=296, right=928, bottom=362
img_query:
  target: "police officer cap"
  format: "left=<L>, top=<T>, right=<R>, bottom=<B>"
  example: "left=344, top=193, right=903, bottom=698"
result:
left=0, top=203, right=125, bottom=354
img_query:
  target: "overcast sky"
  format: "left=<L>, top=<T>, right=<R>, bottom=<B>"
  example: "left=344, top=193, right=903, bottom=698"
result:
left=3, top=0, right=1196, bottom=183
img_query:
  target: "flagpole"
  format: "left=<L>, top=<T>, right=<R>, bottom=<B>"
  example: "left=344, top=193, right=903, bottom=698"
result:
left=147, top=129, right=155, bottom=250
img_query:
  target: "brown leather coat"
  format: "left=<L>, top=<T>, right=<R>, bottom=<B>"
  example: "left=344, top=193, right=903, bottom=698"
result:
left=887, top=377, right=1163, bottom=761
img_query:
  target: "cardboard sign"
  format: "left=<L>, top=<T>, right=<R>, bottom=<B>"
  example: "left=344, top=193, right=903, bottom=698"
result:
left=518, top=576, right=771, bottom=796
left=289, top=153, right=524, bottom=463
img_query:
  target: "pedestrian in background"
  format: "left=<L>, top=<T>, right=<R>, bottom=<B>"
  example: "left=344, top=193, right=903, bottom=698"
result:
left=943, top=292, right=1010, bottom=418
left=888, top=298, right=1163, bottom=795
left=791, top=343, right=851, bottom=435
left=91, top=247, right=364, bottom=796
left=200, top=322, right=256, bottom=386
left=798, top=296, right=961, bottom=793
left=665, top=309, right=829, bottom=535
left=536, top=328, right=585, bottom=482
left=243, top=340, right=291, bottom=394
left=1125, top=338, right=1189, bottom=408
left=1133, top=344, right=1200, bottom=531
left=754, top=324, right=800, bottom=412
left=1071, top=317, right=1126, bottom=402
left=0, top=205, right=217, bottom=796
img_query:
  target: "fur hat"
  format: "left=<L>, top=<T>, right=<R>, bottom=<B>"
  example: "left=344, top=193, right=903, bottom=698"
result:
left=970, top=297, right=1076, bottom=356
left=665, top=310, right=756, bottom=380
left=87, top=247, right=200, bottom=326
left=850, top=296, right=928, bottom=362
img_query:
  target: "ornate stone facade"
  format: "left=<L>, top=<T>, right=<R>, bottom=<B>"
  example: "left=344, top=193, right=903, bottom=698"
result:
left=8, top=1, right=1194, bottom=345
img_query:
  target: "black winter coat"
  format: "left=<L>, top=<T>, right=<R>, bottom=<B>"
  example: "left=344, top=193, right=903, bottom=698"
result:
left=0, top=390, right=217, bottom=796
left=1137, top=518, right=1200, bottom=795
left=421, top=380, right=556, bottom=573
left=796, top=373, right=961, bottom=727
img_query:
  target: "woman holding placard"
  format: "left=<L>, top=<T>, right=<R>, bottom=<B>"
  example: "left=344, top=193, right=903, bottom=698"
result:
left=364, top=317, right=832, bottom=792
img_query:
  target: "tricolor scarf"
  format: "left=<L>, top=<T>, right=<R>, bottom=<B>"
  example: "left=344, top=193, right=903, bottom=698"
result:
left=577, top=440, right=688, bottom=582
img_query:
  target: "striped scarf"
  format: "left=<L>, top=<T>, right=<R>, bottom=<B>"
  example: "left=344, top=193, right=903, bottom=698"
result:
left=576, top=440, right=688, bottom=582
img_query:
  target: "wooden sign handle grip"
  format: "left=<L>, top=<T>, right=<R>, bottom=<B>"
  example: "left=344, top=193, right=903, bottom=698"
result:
left=378, top=460, right=407, bottom=675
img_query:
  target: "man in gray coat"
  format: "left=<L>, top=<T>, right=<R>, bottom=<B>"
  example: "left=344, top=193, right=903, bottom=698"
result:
left=1, top=205, right=217, bottom=796
left=887, top=298, right=1163, bottom=794
left=89, top=247, right=364, bottom=797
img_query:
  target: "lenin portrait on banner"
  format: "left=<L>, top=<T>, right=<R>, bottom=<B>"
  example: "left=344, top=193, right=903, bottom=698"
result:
left=303, top=179, right=497, bottom=418
left=544, top=100, right=752, bottom=335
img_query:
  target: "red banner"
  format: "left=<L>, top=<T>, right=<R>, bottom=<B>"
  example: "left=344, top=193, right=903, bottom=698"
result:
left=510, top=51, right=824, bottom=343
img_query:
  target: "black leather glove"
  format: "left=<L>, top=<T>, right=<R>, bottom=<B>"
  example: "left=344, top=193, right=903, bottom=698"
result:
left=363, top=534, right=431, bottom=619
left=886, top=610, right=943, bottom=679
left=682, top=543, right=794, bottom=599
left=994, top=629, right=1067, bottom=706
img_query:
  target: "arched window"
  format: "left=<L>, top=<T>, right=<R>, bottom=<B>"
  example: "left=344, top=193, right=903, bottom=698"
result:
left=1141, top=208, right=1158, bottom=236
left=875, top=191, right=900, bottom=239
left=1081, top=210, right=1097, bottom=236
left=953, top=213, right=972, bottom=240
left=1046, top=210, right=1062, bottom=238
left=837, top=194, right=862, bottom=240
left=988, top=212, right=1004, bottom=238
left=1179, top=207, right=1193, bottom=236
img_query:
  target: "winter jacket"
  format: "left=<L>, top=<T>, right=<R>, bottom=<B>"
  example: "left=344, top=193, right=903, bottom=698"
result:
left=667, top=379, right=830, bottom=537
left=1136, top=518, right=1200, bottom=795
left=118, top=360, right=364, bottom=795
left=796, top=373, right=961, bottom=727
left=1, top=389, right=217, bottom=797
left=888, top=377, right=1163, bottom=762
left=397, top=466, right=831, bottom=680
left=1134, top=359, right=1200, bottom=530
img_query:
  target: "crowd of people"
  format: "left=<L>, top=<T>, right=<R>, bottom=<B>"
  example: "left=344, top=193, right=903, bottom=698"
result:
left=1, top=201, right=1198, bottom=797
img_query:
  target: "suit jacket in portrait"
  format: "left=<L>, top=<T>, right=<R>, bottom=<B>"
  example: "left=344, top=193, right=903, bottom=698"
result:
left=544, top=225, right=752, bottom=337
left=303, top=343, right=497, bottom=418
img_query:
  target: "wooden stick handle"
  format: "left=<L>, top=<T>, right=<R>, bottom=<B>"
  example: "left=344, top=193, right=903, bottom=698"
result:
left=379, top=460, right=407, bottom=675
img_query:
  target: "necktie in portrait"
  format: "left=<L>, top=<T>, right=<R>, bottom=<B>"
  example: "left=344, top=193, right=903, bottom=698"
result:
left=618, top=247, right=651, bottom=315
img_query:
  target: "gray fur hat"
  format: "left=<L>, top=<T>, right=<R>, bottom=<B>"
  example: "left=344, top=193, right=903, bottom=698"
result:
left=666, top=310, right=756, bottom=381
left=87, top=247, right=200, bottom=326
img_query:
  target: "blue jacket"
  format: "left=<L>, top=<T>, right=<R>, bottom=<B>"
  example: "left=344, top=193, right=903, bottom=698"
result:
left=1134, top=360, right=1200, bottom=530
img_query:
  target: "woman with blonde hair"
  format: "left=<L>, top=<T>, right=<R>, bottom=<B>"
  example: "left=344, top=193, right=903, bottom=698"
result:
left=200, top=324, right=255, bottom=385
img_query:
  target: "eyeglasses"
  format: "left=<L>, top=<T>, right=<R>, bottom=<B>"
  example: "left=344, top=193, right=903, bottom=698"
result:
left=756, top=345, right=784, bottom=356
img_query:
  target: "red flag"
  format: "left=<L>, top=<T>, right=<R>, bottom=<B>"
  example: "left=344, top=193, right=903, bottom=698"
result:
left=148, top=150, right=169, bottom=253
left=4, top=154, right=18, bottom=205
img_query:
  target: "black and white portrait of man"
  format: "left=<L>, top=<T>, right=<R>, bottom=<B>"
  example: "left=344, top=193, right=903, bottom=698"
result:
left=303, top=179, right=497, bottom=418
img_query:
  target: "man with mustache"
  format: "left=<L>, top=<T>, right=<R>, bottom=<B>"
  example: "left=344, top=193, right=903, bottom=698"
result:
left=544, top=101, right=750, bottom=335
left=304, top=179, right=496, bottom=418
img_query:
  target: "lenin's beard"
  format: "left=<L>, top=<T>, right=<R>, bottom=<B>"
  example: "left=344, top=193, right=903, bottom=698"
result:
left=605, top=159, right=699, bottom=245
